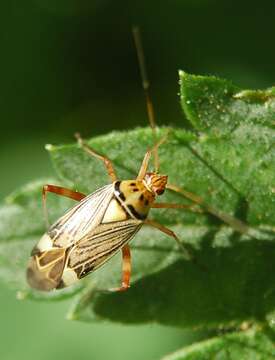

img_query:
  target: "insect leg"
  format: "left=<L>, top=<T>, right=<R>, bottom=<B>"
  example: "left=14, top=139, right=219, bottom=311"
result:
left=136, top=149, right=152, bottom=180
left=137, top=133, right=170, bottom=180
left=109, top=245, right=131, bottom=292
left=75, top=132, right=117, bottom=182
left=144, top=219, right=208, bottom=271
left=144, top=219, right=193, bottom=261
left=42, top=184, right=86, bottom=228
left=167, top=183, right=250, bottom=235
left=151, top=202, right=203, bottom=213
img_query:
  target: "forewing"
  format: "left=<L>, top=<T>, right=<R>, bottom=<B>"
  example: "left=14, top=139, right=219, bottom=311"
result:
left=27, top=184, right=125, bottom=291
left=39, top=184, right=114, bottom=251
left=61, top=219, right=142, bottom=283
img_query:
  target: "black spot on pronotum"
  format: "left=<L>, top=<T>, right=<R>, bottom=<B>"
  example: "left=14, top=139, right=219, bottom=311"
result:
left=114, top=181, right=121, bottom=192
left=114, top=181, right=126, bottom=201
left=119, top=192, right=126, bottom=201
left=127, top=205, right=147, bottom=220
left=130, top=182, right=136, bottom=186
left=133, top=188, right=139, bottom=192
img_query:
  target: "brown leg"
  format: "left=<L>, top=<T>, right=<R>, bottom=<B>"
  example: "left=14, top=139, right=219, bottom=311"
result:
left=144, top=219, right=207, bottom=271
left=109, top=245, right=131, bottom=292
left=136, top=149, right=152, bottom=180
left=136, top=132, right=170, bottom=180
left=151, top=202, right=203, bottom=213
left=75, top=133, right=117, bottom=182
left=42, top=184, right=86, bottom=228
left=167, top=183, right=249, bottom=235
left=144, top=219, right=192, bottom=260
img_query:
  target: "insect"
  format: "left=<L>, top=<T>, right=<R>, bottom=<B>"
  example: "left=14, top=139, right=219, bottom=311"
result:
left=26, top=28, right=249, bottom=292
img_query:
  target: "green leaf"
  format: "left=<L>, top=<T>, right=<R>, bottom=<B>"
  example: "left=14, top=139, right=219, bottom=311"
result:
left=0, top=72, right=274, bottom=333
left=180, top=71, right=275, bottom=134
left=162, top=328, right=275, bottom=360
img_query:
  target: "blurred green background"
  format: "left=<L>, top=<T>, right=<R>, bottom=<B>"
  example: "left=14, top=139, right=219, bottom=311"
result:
left=1, top=1, right=275, bottom=359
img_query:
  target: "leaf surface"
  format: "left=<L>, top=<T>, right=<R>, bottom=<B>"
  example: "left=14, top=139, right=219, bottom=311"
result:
left=162, top=328, right=275, bottom=360
left=0, top=72, right=274, bottom=331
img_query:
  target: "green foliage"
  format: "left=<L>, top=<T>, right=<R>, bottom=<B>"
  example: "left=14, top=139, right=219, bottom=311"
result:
left=0, top=72, right=274, bottom=358
left=162, top=327, right=275, bottom=360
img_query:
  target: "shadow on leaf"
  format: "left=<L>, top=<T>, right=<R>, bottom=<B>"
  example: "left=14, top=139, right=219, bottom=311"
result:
left=86, top=236, right=275, bottom=329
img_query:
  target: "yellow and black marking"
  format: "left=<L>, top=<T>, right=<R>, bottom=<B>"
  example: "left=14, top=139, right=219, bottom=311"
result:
left=27, top=173, right=168, bottom=292
left=114, top=180, right=154, bottom=220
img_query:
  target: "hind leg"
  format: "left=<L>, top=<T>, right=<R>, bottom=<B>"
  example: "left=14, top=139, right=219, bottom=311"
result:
left=42, top=184, right=86, bottom=228
left=109, top=245, right=131, bottom=292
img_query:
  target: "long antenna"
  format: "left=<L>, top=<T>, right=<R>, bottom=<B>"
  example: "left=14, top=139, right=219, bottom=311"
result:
left=132, top=26, right=159, bottom=172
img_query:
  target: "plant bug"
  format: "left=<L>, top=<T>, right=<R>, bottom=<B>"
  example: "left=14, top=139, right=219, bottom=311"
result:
left=26, top=28, right=249, bottom=292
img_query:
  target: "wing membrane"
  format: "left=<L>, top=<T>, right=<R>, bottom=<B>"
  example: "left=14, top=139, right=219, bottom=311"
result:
left=39, top=184, right=114, bottom=251
left=28, top=184, right=143, bottom=290
left=66, top=219, right=142, bottom=280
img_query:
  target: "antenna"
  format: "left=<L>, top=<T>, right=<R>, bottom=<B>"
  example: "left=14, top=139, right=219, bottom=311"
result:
left=132, top=26, right=159, bottom=172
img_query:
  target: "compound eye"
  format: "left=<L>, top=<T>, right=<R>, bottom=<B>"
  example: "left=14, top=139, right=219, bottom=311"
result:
left=156, top=188, right=165, bottom=195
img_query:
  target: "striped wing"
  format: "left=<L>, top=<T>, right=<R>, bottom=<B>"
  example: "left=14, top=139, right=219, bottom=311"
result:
left=27, top=184, right=114, bottom=291
left=27, top=219, right=142, bottom=291
left=60, top=219, right=143, bottom=287
left=38, top=184, right=114, bottom=252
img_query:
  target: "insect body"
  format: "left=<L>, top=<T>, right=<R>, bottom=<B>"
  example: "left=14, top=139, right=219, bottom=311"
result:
left=26, top=146, right=174, bottom=292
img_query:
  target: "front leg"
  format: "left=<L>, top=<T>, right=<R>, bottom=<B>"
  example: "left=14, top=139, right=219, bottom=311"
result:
left=151, top=202, right=203, bottom=213
left=144, top=219, right=207, bottom=271
left=167, top=183, right=249, bottom=235
left=136, top=132, right=170, bottom=180
left=143, top=219, right=192, bottom=261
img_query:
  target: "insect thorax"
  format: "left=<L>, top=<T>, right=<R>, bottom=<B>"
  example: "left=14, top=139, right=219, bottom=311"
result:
left=114, top=180, right=154, bottom=220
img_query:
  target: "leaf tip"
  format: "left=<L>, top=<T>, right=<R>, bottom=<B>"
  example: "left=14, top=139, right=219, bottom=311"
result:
left=45, top=144, right=55, bottom=152
left=178, top=70, right=188, bottom=84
